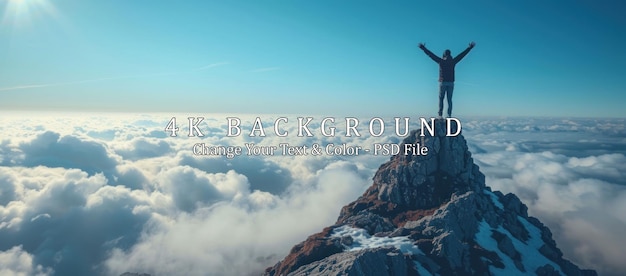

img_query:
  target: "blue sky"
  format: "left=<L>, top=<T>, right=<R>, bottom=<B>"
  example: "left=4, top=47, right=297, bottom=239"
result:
left=1, top=0, right=624, bottom=117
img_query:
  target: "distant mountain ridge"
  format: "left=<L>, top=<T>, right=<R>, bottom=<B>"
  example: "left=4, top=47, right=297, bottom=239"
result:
left=265, top=119, right=596, bottom=276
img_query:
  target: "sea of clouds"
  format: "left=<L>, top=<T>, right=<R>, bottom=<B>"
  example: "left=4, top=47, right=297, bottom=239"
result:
left=0, top=112, right=624, bottom=276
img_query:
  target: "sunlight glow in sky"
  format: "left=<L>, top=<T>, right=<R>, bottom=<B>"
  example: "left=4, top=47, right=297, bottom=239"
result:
left=1, top=0, right=625, bottom=117
left=2, top=0, right=57, bottom=26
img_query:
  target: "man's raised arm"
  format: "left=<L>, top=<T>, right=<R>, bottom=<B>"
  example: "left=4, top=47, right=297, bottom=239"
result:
left=419, top=43, right=442, bottom=63
left=453, top=41, right=476, bottom=63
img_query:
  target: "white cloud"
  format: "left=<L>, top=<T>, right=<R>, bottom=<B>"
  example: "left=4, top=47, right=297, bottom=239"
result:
left=0, top=114, right=624, bottom=275
left=104, top=164, right=369, bottom=276
left=0, top=166, right=151, bottom=275
left=113, top=137, right=173, bottom=160
left=0, top=246, right=53, bottom=276
left=18, top=131, right=120, bottom=176
left=156, top=166, right=248, bottom=212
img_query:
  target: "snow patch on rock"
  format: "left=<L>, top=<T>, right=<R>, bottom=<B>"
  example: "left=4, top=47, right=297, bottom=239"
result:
left=475, top=219, right=563, bottom=275
left=484, top=190, right=504, bottom=210
left=332, top=225, right=424, bottom=256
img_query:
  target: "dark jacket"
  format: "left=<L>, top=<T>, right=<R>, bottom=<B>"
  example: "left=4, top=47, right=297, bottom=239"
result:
left=421, top=46, right=473, bottom=82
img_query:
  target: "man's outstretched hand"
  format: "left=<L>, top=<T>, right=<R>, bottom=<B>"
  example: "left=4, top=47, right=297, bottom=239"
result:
left=418, top=43, right=426, bottom=50
left=469, top=41, right=476, bottom=48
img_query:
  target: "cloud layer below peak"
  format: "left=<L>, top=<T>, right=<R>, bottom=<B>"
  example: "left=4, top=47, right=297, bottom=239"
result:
left=0, top=113, right=624, bottom=275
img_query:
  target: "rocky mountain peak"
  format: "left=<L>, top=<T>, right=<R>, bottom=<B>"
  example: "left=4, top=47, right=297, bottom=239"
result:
left=265, top=119, right=596, bottom=276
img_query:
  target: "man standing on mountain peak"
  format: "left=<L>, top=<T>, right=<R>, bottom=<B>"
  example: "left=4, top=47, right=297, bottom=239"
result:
left=418, top=41, right=475, bottom=118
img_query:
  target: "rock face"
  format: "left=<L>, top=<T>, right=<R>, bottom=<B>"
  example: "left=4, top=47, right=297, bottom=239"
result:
left=265, top=119, right=596, bottom=276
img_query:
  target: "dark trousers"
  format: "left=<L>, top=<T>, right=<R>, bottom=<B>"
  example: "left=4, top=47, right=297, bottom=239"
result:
left=438, top=82, right=454, bottom=117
